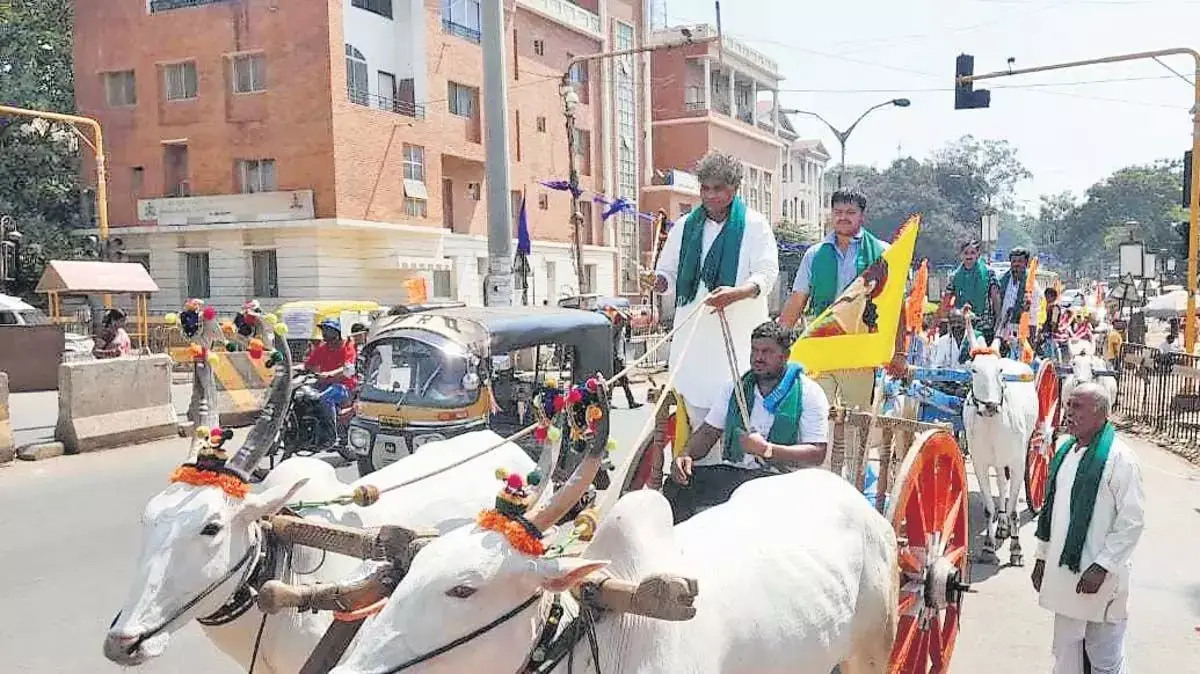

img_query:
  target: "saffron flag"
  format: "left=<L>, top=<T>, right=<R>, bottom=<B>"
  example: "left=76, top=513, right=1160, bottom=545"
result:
left=790, top=215, right=921, bottom=375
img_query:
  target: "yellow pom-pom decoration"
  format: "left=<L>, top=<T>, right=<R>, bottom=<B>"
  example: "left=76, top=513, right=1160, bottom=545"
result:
left=274, top=323, right=289, bottom=337
left=188, top=343, right=205, bottom=359
left=585, top=404, right=603, bottom=423
left=221, top=321, right=235, bottom=333
left=206, top=352, right=220, bottom=367
left=606, top=437, right=617, bottom=453
left=248, top=338, right=265, bottom=352
left=544, top=376, right=558, bottom=389
left=164, top=312, right=180, bottom=326
left=494, top=467, right=509, bottom=480
left=195, top=425, right=211, bottom=440
left=547, top=426, right=562, bottom=443
left=264, top=313, right=279, bottom=326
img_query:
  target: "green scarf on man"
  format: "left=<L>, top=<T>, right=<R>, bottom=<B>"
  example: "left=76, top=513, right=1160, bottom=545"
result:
left=674, top=197, right=747, bottom=307
left=1034, top=422, right=1116, bottom=573
left=950, top=260, right=991, bottom=316
left=997, top=269, right=1028, bottom=324
left=723, top=363, right=803, bottom=463
left=807, top=228, right=886, bottom=316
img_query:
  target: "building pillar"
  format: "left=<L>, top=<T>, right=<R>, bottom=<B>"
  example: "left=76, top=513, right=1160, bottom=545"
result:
left=702, top=57, right=711, bottom=109
left=772, top=89, right=779, bottom=134
left=750, top=80, right=758, bottom=125
left=727, top=67, right=735, bottom=115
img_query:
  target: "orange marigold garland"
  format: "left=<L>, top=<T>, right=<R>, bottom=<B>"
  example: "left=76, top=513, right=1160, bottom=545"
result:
left=169, top=465, right=250, bottom=500
left=477, top=509, right=546, bottom=557
left=969, top=346, right=998, bottom=357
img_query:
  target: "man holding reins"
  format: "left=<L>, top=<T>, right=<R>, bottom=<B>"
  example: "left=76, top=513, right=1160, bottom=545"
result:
left=779, top=190, right=907, bottom=410
left=646, top=150, right=779, bottom=435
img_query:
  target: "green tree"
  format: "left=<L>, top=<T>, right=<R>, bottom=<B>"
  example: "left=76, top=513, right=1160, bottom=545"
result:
left=0, top=0, right=86, bottom=299
left=932, top=135, right=1032, bottom=226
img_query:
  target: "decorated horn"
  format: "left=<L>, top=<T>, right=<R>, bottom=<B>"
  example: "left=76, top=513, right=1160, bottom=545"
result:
left=527, top=384, right=610, bottom=532
left=225, top=341, right=294, bottom=481
left=527, top=423, right=563, bottom=513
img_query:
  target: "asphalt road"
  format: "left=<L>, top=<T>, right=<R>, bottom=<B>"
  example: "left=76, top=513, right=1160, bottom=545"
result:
left=1, top=405, right=1197, bottom=673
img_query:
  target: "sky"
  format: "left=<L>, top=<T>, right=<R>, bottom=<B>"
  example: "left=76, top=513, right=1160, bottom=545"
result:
left=662, top=0, right=1200, bottom=212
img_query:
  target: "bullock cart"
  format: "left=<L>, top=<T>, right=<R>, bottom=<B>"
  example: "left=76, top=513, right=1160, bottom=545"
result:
left=620, top=389, right=971, bottom=674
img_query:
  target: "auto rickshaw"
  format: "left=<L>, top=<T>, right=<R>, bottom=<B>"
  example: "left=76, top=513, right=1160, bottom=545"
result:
left=348, top=305, right=613, bottom=477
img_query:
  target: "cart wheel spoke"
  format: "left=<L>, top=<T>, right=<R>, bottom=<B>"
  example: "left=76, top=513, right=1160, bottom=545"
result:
left=898, top=546, right=923, bottom=575
left=889, top=615, right=919, bottom=674
left=944, top=544, right=966, bottom=567
left=939, top=490, right=965, bottom=550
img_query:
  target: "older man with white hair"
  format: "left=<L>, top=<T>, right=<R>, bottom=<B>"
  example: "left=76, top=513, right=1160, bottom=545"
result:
left=1032, top=382, right=1145, bottom=674
left=648, top=151, right=779, bottom=434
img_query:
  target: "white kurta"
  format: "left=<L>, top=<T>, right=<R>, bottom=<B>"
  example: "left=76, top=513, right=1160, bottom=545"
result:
left=655, top=208, right=779, bottom=410
left=1036, top=435, right=1145, bottom=623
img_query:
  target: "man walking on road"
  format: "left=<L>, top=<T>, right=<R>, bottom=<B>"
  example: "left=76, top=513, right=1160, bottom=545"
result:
left=1032, top=382, right=1145, bottom=674
left=779, top=190, right=906, bottom=409
left=646, top=150, right=779, bottom=432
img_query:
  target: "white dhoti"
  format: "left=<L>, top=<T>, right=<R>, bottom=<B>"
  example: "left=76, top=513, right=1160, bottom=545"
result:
left=1052, top=615, right=1128, bottom=674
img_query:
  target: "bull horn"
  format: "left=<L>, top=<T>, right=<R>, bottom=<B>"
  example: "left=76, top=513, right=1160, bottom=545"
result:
left=527, top=423, right=563, bottom=513
left=225, top=342, right=294, bottom=481
left=527, top=386, right=610, bottom=532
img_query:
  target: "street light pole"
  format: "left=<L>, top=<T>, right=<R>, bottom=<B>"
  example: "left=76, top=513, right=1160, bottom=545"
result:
left=780, top=98, right=911, bottom=188
left=560, top=32, right=719, bottom=295
left=480, top=0, right=515, bottom=307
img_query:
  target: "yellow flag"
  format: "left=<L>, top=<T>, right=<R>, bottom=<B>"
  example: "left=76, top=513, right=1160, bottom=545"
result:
left=791, top=215, right=921, bottom=375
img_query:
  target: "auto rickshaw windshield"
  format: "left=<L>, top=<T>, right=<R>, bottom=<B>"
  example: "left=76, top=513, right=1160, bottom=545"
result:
left=362, top=333, right=480, bottom=408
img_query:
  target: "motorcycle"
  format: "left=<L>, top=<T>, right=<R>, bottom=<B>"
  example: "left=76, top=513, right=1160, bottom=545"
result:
left=270, top=371, right=357, bottom=466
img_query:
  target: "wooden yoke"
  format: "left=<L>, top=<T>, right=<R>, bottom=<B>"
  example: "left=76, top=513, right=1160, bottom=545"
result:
left=575, top=573, right=699, bottom=622
left=265, top=515, right=436, bottom=562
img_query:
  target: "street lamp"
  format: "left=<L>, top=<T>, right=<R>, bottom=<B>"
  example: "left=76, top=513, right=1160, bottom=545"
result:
left=780, top=98, right=911, bottom=189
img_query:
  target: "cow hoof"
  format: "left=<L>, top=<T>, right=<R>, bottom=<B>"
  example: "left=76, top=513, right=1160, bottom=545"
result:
left=996, top=523, right=1011, bottom=540
left=1009, top=552, right=1024, bottom=567
left=976, top=549, right=998, bottom=564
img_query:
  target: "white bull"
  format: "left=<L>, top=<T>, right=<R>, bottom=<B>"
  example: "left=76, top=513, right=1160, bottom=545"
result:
left=103, top=431, right=540, bottom=674
left=1062, top=339, right=1117, bottom=407
left=963, top=346, right=1038, bottom=566
left=331, top=467, right=899, bottom=674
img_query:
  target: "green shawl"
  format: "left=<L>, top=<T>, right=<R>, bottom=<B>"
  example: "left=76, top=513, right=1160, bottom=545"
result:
left=950, top=260, right=991, bottom=316
left=997, top=269, right=1028, bottom=324
left=808, top=228, right=886, bottom=316
left=723, top=364, right=803, bottom=463
left=675, top=197, right=747, bottom=307
left=1035, top=422, right=1116, bottom=573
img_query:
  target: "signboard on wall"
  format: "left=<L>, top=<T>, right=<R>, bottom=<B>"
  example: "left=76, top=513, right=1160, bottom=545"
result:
left=138, top=189, right=315, bottom=226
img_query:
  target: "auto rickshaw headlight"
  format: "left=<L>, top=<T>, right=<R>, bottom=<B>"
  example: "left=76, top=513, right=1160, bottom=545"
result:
left=462, top=373, right=480, bottom=390
left=348, top=426, right=371, bottom=449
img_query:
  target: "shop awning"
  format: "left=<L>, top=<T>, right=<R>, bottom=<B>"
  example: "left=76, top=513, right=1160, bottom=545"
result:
left=35, top=260, right=160, bottom=294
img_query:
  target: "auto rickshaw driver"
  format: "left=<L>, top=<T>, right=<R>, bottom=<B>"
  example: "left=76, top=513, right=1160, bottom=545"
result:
left=304, top=318, right=358, bottom=445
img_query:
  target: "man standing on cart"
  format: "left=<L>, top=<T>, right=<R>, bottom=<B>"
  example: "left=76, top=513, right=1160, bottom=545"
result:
left=945, top=239, right=997, bottom=344
left=645, top=151, right=779, bottom=435
left=779, top=190, right=907, bottom=410
left=993, top=247, right=1042, bottom=357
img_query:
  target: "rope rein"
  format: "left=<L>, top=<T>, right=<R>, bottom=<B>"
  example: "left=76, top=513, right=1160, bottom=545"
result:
left=717, top=308, right=752, bottom=431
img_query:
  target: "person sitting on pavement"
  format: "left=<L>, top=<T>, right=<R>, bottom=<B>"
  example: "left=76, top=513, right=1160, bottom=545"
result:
left=303, top=319, right=357, bottom=444
left=93, top=308, right=132, bottom=359
left=662, top=321, right=830, bottom=524
left=1032, top=382, right=1144, bottom=674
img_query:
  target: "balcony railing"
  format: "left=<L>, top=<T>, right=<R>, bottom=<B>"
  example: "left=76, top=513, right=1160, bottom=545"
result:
left=517, top=0, right=601, bottom=37
left=442, top=19, right=482, bottom=44
left=347, top=87, right=426, bottom=119
left=721, top=35, right=779, bottom=74
left=150, top=0, right=228, bottom=12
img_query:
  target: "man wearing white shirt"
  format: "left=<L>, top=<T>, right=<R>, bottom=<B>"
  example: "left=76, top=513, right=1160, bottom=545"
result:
left=648, top=151, right=780, bottom=435
left=993, top=247, right=1043, bottom=357
left=664, top=322, right=830, bottom=523
left=1032, top=382, right=1145, bottom=674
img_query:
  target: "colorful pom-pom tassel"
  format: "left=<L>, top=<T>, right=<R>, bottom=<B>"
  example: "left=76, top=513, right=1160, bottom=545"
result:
left=274, top=323, right=289, bottom=337
left=164, top=312, right=179, bottom=326
left=202, top=306, right=217, bottom=321
left=547, top=426, right=562, bottom=443
left=494, top=467, right=509, bottom=480
left=526, top=469, right=542, bottom=486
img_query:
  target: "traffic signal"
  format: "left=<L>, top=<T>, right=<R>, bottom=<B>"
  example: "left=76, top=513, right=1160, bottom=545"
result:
left=1184, top=150, right=1193, bottom=207
left=954, top=54, right=991, bottom=110
left=1175, top=221, right=1190, bottom=264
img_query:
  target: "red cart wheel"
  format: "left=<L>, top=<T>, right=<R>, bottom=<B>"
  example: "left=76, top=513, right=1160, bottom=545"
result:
left=619, top=390, right=677, bottom=495
left=1025, top=363, right=1060, bottom=514
left=886, top=430, right=970, bottom=674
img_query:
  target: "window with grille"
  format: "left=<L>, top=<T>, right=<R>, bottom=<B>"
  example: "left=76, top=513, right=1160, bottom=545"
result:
left=538, top=193, right=549, bottom=210
left=164, top=62, right=198, bottom=101
left=442, top=0, right=481, bottom=42
left=402, top=144, right=425, bottom=181
left=237, top=159, right=277, bottom=193
left=614, top=22, right=638, bottom=293
left=351, top=0, right=393, bottom=19
left=104, top=71, right=137, bottom=106
left=184, top=252, right=210, bottom=298
left=404, top=198, right=427, bottom=217
left=447, top=82, right=477, bottom=117
left=533, top=39, right=545, bottom=56
left=536, top=116, right=547, bottom=132
left=346, top=45, right=369, bottom=105
left=763, top=172, right=773, bottom=222
left=232, top=53, right=266, bottom=94
left=252, top=250, right=279, bottom=298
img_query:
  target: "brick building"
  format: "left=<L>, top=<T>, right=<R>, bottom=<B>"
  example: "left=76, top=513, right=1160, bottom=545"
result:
left=74, top=0, right=651, bottom=311
left=639, top=23, right=788, bottom=266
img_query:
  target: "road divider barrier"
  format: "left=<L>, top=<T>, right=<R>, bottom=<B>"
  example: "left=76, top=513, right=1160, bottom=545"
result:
left=55, top=355, right=178, bottom=453
left=0, top=372, right=13, bottom=464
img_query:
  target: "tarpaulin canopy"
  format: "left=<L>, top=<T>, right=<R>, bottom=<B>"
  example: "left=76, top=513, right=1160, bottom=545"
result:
left=35, top=260, right=159, bottom=295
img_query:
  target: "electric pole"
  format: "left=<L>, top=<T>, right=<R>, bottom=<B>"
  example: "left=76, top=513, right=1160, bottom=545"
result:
left=481, top=0, right=514, bottom=307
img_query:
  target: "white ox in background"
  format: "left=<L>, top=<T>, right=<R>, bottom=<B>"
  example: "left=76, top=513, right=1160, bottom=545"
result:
left=331, top=467, right=899, bottom=674
left=963, top=343, right=1038, bottom=566
left=104, top=431, right=542, bottom=674
left=1062, top=339, right=1117, bottom=407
